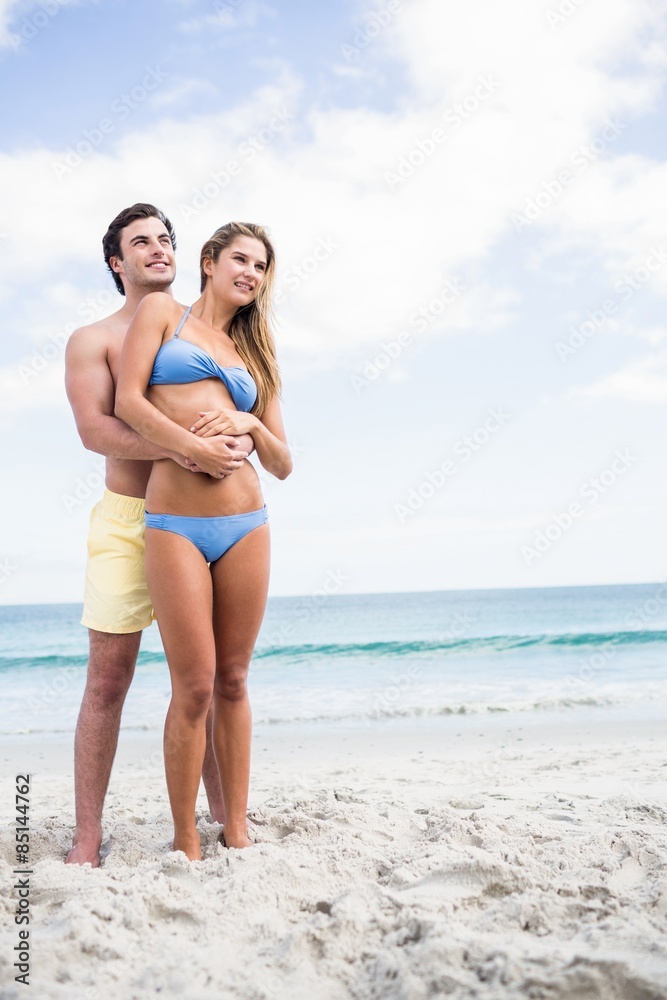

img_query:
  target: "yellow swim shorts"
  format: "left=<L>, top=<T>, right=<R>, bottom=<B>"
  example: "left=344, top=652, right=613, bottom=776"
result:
left=80, top=490, right=154, bottom=634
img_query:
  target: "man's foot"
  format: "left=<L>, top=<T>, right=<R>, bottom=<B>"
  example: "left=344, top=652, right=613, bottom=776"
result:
left=66, top=835, right=101, bottom=867
left=173, top=831, right=201, bottom=861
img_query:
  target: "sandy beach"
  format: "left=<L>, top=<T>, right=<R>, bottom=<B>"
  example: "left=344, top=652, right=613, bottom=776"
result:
left=1, top=710, right=666, bottom=999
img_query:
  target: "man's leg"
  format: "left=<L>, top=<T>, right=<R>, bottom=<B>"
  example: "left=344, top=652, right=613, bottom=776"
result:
left=66, top=629, right=140, bottom=866
left=71, top=487, right=226, bottom=863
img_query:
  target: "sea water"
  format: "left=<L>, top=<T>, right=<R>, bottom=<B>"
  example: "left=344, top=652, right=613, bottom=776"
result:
left=1, top=584, right=666, bottom=736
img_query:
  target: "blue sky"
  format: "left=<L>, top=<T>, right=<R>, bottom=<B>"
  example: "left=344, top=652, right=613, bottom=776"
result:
left=1, top=0, right=667, bottom=604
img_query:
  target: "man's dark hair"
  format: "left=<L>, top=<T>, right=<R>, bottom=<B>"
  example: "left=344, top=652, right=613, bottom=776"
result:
left=102, top=203, right=177, bottom=295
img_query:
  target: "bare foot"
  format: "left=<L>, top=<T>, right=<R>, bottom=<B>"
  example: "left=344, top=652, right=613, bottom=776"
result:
left=173, top=831, right=201, bottom=861
left=66, top=836, right=101, bottom=867
left=220, top=827, right=253, bottom=849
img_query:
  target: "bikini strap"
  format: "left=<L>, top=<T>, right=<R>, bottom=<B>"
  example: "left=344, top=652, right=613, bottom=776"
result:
left=173, top=305, right=192, bottom=339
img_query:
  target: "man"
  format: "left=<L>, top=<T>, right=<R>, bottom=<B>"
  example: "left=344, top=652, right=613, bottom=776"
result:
left=65, top=203, right=253, bottom=866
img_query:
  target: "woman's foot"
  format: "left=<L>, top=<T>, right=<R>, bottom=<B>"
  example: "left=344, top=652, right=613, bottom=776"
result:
left=173, top=830, right=201, bottom=861
left=220, top=826, right=253, bottom=849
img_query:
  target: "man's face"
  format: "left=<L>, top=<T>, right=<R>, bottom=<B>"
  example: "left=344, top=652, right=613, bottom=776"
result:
left=111, top=216, right=176, bottom=293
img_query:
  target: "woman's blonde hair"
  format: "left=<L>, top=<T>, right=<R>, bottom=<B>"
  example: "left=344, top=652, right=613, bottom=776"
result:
left=199, top=222, right=281, bottom=415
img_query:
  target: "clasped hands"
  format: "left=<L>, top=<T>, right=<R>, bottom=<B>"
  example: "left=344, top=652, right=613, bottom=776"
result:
left=182, top=409, right=257, bottom=479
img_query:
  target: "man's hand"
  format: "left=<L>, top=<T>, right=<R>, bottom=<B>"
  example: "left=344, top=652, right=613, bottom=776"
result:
left=170, top=451, right=205, bottom=473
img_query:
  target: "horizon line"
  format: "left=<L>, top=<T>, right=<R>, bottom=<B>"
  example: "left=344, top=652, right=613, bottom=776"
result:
left=1, top=577, right=665, bottom=610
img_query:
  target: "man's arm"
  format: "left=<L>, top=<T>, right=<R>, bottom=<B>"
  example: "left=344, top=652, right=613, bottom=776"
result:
left=65, top=325, right=175, bottom=461
left=114, top=294, right=251, bottom=478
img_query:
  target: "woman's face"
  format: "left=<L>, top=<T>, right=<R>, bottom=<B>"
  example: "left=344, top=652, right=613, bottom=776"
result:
left=205, top=235, right=268, bottom=306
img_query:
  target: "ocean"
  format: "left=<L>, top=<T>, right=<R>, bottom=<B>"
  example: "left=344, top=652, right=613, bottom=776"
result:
left=1, top=583, right=666, bottom=737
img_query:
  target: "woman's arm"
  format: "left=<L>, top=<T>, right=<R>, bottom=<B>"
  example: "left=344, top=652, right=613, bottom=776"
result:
left=192, top=395, right=292, bottom=480
left=65, top=324, right=174, bottom=461
left=115, top=293, right=246, bottom=478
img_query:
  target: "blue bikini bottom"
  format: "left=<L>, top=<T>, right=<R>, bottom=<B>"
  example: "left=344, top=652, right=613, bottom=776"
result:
left=145, top=504, right=268, bottom=563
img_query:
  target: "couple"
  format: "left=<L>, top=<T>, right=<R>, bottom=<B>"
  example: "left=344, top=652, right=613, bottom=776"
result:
left=65, top=203, right=291, bottom=863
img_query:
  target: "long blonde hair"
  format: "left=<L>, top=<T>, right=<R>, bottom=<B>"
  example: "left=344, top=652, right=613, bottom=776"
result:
left=199, top=222, right=281, bottom=415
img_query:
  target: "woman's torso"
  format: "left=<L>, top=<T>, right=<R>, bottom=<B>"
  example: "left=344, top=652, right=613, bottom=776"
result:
left=146, top=311, right=263, bottom=516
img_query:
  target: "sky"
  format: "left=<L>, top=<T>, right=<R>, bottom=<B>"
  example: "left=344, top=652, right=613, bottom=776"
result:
left=1, top=0, right=666, bottom=604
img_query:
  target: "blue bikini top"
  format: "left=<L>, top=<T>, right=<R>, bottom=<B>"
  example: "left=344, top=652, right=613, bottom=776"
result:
left=149, top=305, right=257, bottom=412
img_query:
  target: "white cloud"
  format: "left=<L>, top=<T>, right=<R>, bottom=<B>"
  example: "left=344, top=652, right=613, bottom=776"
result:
left=3, top=0, right=667, bottom=602
left=179, top=1, right=277, bottom=36
left=0, top=0, right=664, bottom=375
left=0, top=0, right=84, bottom=50
left=536, top=156, right=667, bottom=282
left=0, top=356, right=65, bottom=427
left=385, top=0, right=662, bottom=108
left=569, top=349, right=667, bottom=404
left=150, top=77, right=221, bottom=110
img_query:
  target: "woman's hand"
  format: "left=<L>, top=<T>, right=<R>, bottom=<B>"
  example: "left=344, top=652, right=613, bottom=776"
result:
left=190, top=409, right=258, bottom=437
left=189, top=434, right=249, bottom=478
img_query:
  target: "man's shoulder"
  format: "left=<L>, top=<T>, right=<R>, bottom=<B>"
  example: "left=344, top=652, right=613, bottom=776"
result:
left=134, top=290, right=181, bottom=317
left=67, top=293, right=179, bottom=361
left=69, top=308, right=126, bottom=343
left=66, top=309, right=128, bottom=368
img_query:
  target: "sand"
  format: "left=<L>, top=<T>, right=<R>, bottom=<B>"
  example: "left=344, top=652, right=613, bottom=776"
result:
left=1, top=711, right=666, bottom=999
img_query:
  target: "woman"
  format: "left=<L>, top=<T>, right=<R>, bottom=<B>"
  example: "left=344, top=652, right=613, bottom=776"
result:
left=116, top=222, right=292, bottom=859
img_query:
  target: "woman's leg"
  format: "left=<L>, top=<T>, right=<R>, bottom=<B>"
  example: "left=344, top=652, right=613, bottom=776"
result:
left=145, top=528, right=215, bottom=860
left=211, top=522, right=270, bottom=848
